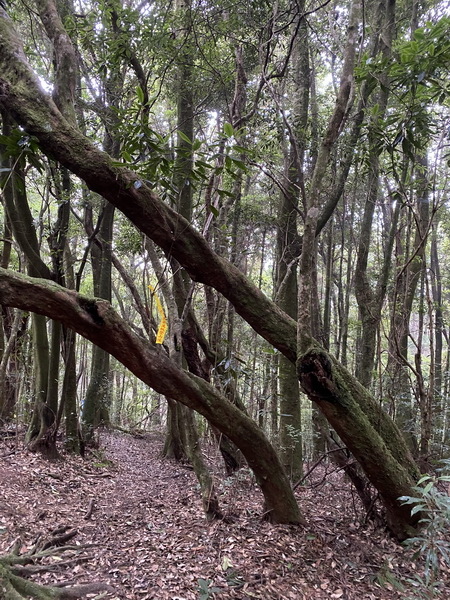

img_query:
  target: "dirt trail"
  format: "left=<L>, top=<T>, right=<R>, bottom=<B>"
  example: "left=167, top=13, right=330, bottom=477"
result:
left=0, top=431, right=419, bottom=599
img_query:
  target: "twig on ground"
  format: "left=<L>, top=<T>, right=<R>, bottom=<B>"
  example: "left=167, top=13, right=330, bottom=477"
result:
left=84, top=498, right=95, bottom=520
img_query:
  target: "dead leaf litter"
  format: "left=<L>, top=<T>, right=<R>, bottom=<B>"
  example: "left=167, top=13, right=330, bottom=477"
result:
left=0, top=430, right=445, bottom=599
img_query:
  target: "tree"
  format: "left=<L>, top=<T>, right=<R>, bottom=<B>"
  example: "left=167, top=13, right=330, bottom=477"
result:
left=274, top=2, right=309, bottom=482
left=0, top=267, right=303, bottom=525
left=0, top=3, right=427, bottom=540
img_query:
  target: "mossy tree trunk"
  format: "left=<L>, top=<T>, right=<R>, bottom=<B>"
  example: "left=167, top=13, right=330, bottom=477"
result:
left=0, top=268, right=304, bottom=525
left=298, top=344, right=420, bottom=539
left=0, top=556, right=112, bottom=599
left=0, top=309, right=27, bottom=421
left=0, top=143, right=21, bottom=422
left=61, top=328, right=81, bottom=454
left=162, top=399, right=188, bottom=461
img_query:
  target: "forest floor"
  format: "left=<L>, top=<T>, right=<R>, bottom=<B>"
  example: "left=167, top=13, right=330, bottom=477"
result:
left=0, top=430, right=448, bottom=600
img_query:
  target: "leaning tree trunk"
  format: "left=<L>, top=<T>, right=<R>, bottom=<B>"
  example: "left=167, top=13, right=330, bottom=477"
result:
left=298, top=344, right=420, bottom=538
left=0, top=268, right=304, bottom=526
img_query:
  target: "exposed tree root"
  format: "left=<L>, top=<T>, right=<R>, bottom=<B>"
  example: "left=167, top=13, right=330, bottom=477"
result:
left=0, top=541, right=114, bottom=599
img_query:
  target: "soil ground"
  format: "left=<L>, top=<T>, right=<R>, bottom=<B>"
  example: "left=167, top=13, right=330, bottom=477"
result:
left=0, top=430, right=446, bottom=599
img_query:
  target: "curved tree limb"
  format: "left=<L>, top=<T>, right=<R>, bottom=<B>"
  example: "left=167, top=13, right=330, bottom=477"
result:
left=0, top=7, right=298, bottom=363
left=0, top=267, right=303, bottom=525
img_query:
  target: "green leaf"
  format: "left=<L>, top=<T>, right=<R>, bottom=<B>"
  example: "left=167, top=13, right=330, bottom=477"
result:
left=216, top=189, right=234, bottom=198
left=400, top=496, right=424, bottom=504
left=411, top=504, right=426, bottom=515
left=223, top=122, right=234, bottom=138
left=422, top=481, right=434, bottom=494
left=136, top=85, right=145, bottom=103
left=417, top=475, right=432, bottom=485
left=231, top=158, right=247, bottom=172
left=178, top=130, right=192, bottom=144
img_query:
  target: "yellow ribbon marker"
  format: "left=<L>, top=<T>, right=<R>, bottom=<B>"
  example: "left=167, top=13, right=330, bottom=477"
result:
left=148, top=285, right=168, bottom=344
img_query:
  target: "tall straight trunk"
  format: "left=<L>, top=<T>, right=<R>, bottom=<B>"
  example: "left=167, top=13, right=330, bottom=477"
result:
left=0, top=310, right=26, bottom=421
left=322, top=223, right=334, bottom=350
left=27, top=314, right=54, bottom=455
left=338, top=191, right=356, bottom=368
left=62, top=329, right=80, bottom=453
left=146, top=242, right=188, bottom=462
left=82, top=202, right=115, bottom=438
left=415, top=268, right=433, bottom=457
left=430, top=226, right=445, bottom=454
left=0, top=162, right=20, bottom=421
left=275, top=5, right=309, bottom=481
left=270, top=353, right=279, bottom=442
left=55, top=203, right=80, bottom=453
left=162, top=0, right=222, bottom=519
left=388, top=155, right=430, bottom=453
left=163, top=398, right=188, bottom=461
left=354, top=0, right=396, bottom=388
left=197, top=55, right=249, bottom=473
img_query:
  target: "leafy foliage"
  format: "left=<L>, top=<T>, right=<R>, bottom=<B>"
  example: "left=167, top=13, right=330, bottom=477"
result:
left=196, top=577, right=221, bottom=600
left=357, top=17, right=450, bottom=160
left=400, top=460, right=450, bottom=598
left=0, top=130, right=44, bottom=174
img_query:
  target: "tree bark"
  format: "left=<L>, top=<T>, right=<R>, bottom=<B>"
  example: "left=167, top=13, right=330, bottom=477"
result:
left=275, top=4, right=308, bottom=481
